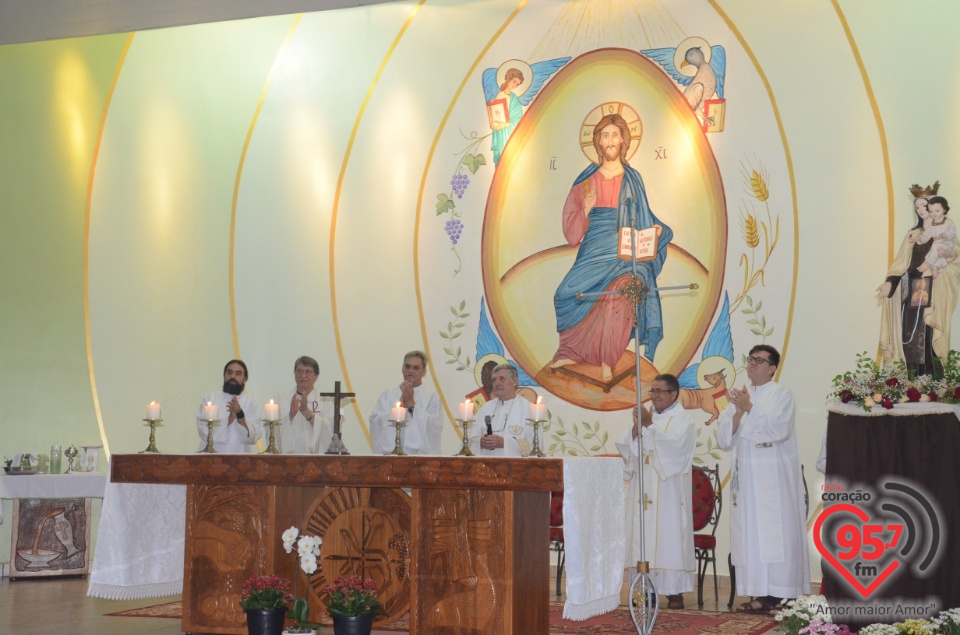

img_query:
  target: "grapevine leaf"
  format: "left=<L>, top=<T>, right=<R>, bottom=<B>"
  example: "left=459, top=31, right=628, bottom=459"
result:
left=436, top=193, right=455, bottom=215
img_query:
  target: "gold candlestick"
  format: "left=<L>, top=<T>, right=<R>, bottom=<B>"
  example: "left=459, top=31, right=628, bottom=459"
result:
left=454, top=419, right=474, bottom=456
left=141, top=418, right=163, bottom=453
left=526, top=419, right=547, bottom=457
left=388, top=419, right=407, bottom=456
left=200, top=419, right=220, bottom=453
left=262, top=419, right=281, bottom=454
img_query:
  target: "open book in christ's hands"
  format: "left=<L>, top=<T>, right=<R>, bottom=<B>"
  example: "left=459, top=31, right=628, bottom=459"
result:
left=618, top=225, right=662, bottom=262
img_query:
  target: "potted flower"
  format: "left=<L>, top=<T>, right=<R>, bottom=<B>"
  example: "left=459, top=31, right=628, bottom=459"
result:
left=282, top=526, right=323, bottom=635
left=322, top=575, right=381, bottom=635
left=239, top=574, right=293, bottom=635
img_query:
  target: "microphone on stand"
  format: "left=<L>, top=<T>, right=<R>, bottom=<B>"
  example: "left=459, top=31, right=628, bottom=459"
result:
left=484, top=415, right=493, bottom=436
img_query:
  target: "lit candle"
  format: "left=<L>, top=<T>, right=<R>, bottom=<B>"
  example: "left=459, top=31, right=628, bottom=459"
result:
left=459, top=400, right=474, bottom=421
left=391, top=401, right=406, bottom=422
left=146, top=401, right=161, bottom=420
left=204, top=401, right=218, bottom=420
left=531, top=396, right=546, bottom=421
left=264, top=399, right=279, bottom=421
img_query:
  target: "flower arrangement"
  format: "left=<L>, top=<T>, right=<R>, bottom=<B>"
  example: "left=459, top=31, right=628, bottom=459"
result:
left=775, top=595, right=833, bottom=635
left=322, top=575, right=381, bottom=617
left=830, top=351, right=960, bottom=410
left=283, top=526, right=323, bottom=633
left=239, top=574, right=293, bottom=611
left=776, top=596, right=960, bottom=635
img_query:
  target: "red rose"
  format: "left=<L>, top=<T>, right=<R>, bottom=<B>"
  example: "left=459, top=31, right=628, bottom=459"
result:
left=928, top=392, right=938, bottom=402
left=906, top=388, right=922, bottom=401
left=886, top=378, right=900, bottom=387
left=954, top=386, right=960, bottom=400
left=881, top=397, right=894, bottom=409
left=839, top=390, right=854, bottom=403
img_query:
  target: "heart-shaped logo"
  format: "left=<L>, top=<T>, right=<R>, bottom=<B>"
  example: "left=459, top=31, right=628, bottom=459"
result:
left=813, top=503, right=900, bottom=598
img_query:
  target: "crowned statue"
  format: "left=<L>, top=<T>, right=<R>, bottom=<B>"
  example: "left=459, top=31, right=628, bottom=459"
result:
left=877, top=181, right=960, bottom=375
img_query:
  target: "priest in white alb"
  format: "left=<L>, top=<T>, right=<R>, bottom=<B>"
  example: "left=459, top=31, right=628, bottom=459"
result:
left=471, top=364, right=533, bottom=456
left=273, top=356, right=334, bottom=454
left=717, top=344, right=810, bottom=613
left=369, top=351, right=442, bottom=455
left=616, top=373, right=696, bottom=609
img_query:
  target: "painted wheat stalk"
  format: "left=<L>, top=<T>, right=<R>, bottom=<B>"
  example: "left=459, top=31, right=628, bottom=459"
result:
left=741, top=214, right=760, bottom=249
left=749, top=169, right=769, bottom=202
left=730, top=162, right=780, bottom=313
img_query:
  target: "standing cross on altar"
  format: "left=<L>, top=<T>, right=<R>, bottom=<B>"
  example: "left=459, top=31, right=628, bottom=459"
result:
left=320, top=380, right=355, bottom=455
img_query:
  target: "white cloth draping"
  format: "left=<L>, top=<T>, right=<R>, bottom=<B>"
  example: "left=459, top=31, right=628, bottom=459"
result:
left=829, top=401, right=960, bottom=418
left=561, top=456, right=624, bottom=621
left=86, top=466, right=186, bottom=600
left=0, top=473, right=106, bottom=523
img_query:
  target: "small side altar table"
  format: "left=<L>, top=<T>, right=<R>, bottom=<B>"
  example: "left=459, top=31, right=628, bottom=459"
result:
left=823, top=403, right=960, bottom=614
left=0, top=473, right=106, bottom=579
left=110, top=454, right=563, bottom=635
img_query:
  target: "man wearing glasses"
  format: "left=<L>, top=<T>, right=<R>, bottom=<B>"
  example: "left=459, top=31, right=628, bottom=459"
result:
left=274, top=356, right=334, bottom=454
left=718, top=344, right=810, bottom=613
left=616, top=373, right=696, bottom=609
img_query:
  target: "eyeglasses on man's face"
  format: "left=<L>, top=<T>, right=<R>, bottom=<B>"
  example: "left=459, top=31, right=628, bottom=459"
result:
left=747, top=356, right=771, bottom=366
left=649, top=389, right=677, bottom=395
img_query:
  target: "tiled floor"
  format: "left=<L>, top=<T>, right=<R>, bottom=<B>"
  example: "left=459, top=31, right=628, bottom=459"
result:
left=0, top=574, right=752, bottom=634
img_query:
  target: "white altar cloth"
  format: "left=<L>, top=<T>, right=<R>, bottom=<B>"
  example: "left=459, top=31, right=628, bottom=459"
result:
left=829, top=401, right=960, bottom=418
left=0, top=473, right=106, bottom=523
left=86, top=455, right=626, bottom=616
left=561, top=456, right=624, bottom=620
left=86, top=469, right=186, bottom=600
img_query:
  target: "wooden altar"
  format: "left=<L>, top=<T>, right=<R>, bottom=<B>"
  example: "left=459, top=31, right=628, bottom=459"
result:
left=110, top=454, right=563, bottom=635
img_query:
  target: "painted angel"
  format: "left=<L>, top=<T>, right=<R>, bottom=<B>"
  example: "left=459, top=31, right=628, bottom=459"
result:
left=641, top=37, right=726, bottom=117
left=481, top=57, right=570, bottom=164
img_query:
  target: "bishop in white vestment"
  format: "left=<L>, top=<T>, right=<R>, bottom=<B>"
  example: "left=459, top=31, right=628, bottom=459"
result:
left=717, top=345, right=810, bottom=609
left=616, top=374, right=696, bottom=608
left=369, top=351, right=443, bottom=455
left=470, top=364, right=533, bottom=457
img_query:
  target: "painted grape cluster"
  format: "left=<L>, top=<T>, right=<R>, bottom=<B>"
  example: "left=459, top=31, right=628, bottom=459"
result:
left=450, top=173, right=470, bottom=199
left=444, top=219, right=463, bottom=245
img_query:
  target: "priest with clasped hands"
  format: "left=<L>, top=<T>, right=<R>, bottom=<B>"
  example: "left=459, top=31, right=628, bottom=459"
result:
left=470, top=364, right=533, bottom=457
left=368, top=351, right=442, bottom=455
left=717, top=344, right=810, bottom=614
left=196, top=359, right=262, bottom=453
left=616, top=373, right=696, bottom=609
left=273, top=355, right=334, bottom=454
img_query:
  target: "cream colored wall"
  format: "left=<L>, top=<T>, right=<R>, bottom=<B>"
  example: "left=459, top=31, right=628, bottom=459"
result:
left=2, top=0, right=959, bottom=581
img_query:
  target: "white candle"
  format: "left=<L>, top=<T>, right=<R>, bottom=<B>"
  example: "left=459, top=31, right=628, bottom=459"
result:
left=264, top=399, right=279, bottom=421
left=459, top=400, right=474, bottom=421
left=146, top=401, right=160, bottom=420
left=391, top=401, right=406, bottom=422
left=531, top=396, right=546, bottom=421
left=204, top=401, right=218, bottom=420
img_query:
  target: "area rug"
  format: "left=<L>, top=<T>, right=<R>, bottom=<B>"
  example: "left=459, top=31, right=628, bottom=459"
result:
left=106, top=601, right=777, bottom=634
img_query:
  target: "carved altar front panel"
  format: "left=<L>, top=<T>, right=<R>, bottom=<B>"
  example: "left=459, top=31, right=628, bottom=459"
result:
left=11, top=498, right=91, bottom=578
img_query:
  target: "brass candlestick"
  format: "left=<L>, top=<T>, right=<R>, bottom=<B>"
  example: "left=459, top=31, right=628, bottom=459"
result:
left=388, top=419, right=407, bottom=456
left=262, top=419, right=281, bottom=454
left=454, top=419, right=474, bottom=456
left=526, top=419, right=547, bottom=457
left=200, top=419, right=220, bottom=453
left=141, top=418, right=163, bottom=453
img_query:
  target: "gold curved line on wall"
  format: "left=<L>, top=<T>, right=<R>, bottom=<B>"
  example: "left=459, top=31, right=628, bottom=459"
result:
left=413, top=0, right=528, bottom=439
left=84, top=33, right=135, bottom=460
left=329, top=0, right=426, bottom=448
left=230, top=14, right=303, bottom=358
left=831, top=0, right=894, bottom=263
left=708, top=1, right=799, bottom=380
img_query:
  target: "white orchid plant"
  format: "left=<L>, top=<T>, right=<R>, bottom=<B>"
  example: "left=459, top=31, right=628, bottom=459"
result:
left=282, top=526, right=323, bottom=633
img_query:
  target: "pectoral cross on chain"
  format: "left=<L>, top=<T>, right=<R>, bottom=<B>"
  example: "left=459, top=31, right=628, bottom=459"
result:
left=320, top=380, right=355, bottom=455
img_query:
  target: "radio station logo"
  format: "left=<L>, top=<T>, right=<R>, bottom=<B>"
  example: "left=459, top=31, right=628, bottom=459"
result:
left=814, top=477, right=943, bottom=599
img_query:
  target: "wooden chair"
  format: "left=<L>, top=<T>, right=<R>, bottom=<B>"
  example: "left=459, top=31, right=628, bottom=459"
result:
left=692, top=463, right=722, bottom=607
left=550, top=490, right=565, bottom=596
